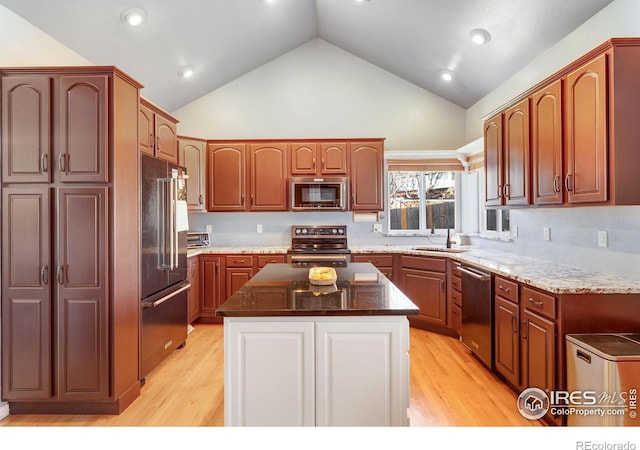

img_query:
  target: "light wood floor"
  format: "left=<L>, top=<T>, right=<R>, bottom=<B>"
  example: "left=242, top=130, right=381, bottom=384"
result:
left=0, top=324, right=541, bottom=427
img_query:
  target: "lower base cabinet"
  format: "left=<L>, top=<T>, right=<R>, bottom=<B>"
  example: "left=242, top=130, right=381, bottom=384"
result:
left=223, top=316, right=410, bottom=426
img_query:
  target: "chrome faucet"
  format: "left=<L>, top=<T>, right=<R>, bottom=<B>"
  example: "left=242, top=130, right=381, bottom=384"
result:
left=431, top=214, right=452, bottom=248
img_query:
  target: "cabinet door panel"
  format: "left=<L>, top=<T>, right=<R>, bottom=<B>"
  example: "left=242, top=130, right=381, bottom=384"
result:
left=494, top=297, right=520, bottom=388
left=484, top=114, right=503, bottom=206
left=350, top=142, right=383, bottom=210
left=249, top=143, right=288, bottom=211
left=139, top=104, right=155, bottom=156
left=1, top=187, right=52, bottom=399
left=56, top=187, right=109, bottom=399
left=59, top=75, right=108, bottom=183
left=565, top=53, right=608, bottom=203
left=504, top=99, right=530, bottom=206
left=225, top=320, right=315, bottom=426
left=320, top=142, right=348, bottom=175
left=179, top=138, right=206, bottom=211
left=155, top=114, right=178, bottom=163
left=207, top=144, right=246, bottom=211
left=226, top=268, right=253, bottom=299
left=532, top=79, right=563, bottom=205
left=2, top=76, right=52, bottom=183
left=400, top=268, right=446, bottom=326
left=316, top=320, right=409, bottom=426
left=521, top=310, right=555, bottom=393
left=290, top=142, right=318, bottom=175
left=200, top=256, right=224, bottom=318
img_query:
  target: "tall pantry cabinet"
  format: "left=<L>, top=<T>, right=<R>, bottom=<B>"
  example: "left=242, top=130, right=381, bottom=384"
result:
left=1, top=67, right=142, bottom=414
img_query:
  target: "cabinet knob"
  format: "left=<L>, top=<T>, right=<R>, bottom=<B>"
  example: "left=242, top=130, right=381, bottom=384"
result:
left=157, top=136, right=161, bottom=151
left=56, top=265, right=65, bottom=285
left=199, top=194, right=203, bottom=205
left=41, top=265, right=49, bottom=285
left=41, top=153, right=49, bottom=173
left=58, top=153, right=67, bottom=172
left=565, top=174, right=573, bottom=192
left=553, top=175, right=561, bottom=193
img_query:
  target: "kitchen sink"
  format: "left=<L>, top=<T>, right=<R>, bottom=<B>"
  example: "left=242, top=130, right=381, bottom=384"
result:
left=412, top=246, right=468, bottom=253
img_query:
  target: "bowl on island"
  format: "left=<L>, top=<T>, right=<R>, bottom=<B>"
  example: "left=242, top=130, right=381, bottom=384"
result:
left=308, top=267, right=337, bottom=285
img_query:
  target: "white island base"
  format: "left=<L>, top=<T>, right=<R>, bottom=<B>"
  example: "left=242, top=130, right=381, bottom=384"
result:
left=223, top=315, right=411, bottom=426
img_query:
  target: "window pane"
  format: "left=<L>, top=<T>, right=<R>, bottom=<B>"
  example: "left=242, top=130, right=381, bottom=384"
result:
left=389, top=171, right=420, bottom=230
left=501, top=209, right=510, bottom=232
left=486, top=209, right=497, bottom=231
left=425, top=171, right=455, bottom=230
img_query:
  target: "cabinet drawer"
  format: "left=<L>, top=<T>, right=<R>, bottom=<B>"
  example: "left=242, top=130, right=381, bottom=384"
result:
left=521, top=286, right=556, bottom=319
left=451, top=275, right=461, bottom=292
left=225, top=255, right=254, bottom=267
left=495, top=276, right=519, bottom=303
left=400, top=255, right=446, bottom=272
left=352, top=254, right=393, bottom=267
left=257, top=254, right=286, bottom=268
left=451, top=289, right=462, bottom=307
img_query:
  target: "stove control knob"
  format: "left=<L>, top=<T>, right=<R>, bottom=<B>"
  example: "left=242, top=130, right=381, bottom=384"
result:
left=338, top=229, right=344, bottom=234
left=332, top=229, right=337, bottom=234
left=301, top=229, right=307, bottom=234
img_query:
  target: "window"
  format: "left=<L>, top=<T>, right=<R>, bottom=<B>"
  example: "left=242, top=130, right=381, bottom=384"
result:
left=388, top=170, right=457, bottom=234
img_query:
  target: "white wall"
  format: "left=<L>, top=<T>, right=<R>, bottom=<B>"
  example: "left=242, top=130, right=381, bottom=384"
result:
left=0, top=5, right=92, bottom=66
left=173, top=38, right=467, bottom=151
left=465, top=0, right=640, bottom=141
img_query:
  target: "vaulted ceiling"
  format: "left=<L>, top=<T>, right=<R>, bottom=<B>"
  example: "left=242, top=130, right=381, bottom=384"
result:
left=0, top=0, right=615, bottom=112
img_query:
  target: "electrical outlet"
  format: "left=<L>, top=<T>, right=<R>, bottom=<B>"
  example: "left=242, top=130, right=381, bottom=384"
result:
left=257, top=224, right=263, bottom=233
left=206, top=225, right=212, bottom=234
left=543, top=227, right=551, bottom=241
left=373, top=224, right=383, bottom=233
left=598, top=230, right=608, bottom=247
left=512, top=225, right=518, bottom=238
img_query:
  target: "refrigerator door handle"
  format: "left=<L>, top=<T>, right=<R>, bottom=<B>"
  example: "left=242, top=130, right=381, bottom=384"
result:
left=172, top=178, right=179, bottom=269
left=157, top=178, right=172, bottom=270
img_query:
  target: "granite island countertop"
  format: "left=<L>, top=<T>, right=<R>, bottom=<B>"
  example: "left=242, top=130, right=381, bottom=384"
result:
left=188, top=245, right=640, bottom=295
left=215, top=262, right=419, bottom=317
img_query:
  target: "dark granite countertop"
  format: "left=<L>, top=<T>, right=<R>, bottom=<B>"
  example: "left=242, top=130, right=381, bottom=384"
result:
left=215, top=262, right=419, bottom=317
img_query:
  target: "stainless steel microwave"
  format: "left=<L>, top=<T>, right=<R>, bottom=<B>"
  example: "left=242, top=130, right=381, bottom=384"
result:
left=290, top=177, right=349, bottom=211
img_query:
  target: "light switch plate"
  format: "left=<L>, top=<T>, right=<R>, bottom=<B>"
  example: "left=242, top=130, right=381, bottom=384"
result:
left=257, top=224, right=263, bottom=233
left=598, top=230, right=607, bottom=247
left=543, top=227, right=551, bottom=241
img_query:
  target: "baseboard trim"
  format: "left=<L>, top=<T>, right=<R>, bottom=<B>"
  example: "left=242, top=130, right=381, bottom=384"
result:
left=0, top=402, right=9, bottom=421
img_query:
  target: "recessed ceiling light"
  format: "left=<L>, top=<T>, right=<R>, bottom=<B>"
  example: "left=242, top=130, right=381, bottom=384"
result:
left=179, top=66, right=195, bottom=79
left=440, top=70, right=454, bottom=82
left=470, top=28, right=491, bottom=45
left=121, top=8, right=145, bottom=26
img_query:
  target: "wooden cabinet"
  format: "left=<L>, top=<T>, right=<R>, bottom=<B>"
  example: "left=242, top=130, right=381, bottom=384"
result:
left=491, top=38, right=640, bottom=208
left=224, top=316, right=410, bottom=426
left=2, top=74, right=109, bottom=184
left=565, top=53, right=607, bottom=204
left=225, top=255, right=254, bottom=298
left=351, top=254, right=393, bottom=280
left=187, top=256, right=200, bottom=324
left=249, top=142, right=288, bottom=211
left=532, top=79, right=564, bottom=205
left=178, top=137, right=206, bottom=212
left=493, top=275, right=556, bottom=421
left=139, top=98, right=178, bottom=163
left=206, top=141, right=288, bottom=212
left=206, top=143, right=246, bottom=211
left=349, top=140, right=384, bottom=211
left=484, top=98, right=530, bottom=207
left=257, top=254, right=286, bottom=270
left=398, top=255, right=447, bottom=329
left=1, top=67, right=142, bottom=413
left=289, top=141, right=348, bottom=176
left=199, top=255, right=225, bottom=323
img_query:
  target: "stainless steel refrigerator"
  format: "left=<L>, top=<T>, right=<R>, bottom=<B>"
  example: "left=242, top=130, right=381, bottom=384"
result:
left=140, top=153, right=190, bottom=379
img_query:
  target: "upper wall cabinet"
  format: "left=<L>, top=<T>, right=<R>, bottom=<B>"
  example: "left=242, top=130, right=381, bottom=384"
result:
left=178, top=136, right=206, bottom=212
left=484, top=98, right=530, bottom=208
left=486, top=38, right=640, bottom=208
left=349, top=140, right=384, bottom=211
left=289, top=141, right=348, bottom=177
left=139, top=98, right=179, bottom=164
left=2, top=74, right=109, bottom=184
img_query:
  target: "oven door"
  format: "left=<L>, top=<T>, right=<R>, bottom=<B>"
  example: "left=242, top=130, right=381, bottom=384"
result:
left=288, top=253, right=350, bottom=267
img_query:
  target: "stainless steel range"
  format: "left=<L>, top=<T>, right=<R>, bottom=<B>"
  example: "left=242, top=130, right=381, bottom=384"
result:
left=287, top=225, right=350, bottom=267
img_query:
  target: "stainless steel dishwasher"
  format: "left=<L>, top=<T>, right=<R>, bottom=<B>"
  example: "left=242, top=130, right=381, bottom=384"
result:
left=459, top=264, right=494, bottom=369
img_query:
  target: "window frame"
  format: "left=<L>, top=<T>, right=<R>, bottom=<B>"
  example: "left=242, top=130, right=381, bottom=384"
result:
left=387, top=169, right=460, bottom=236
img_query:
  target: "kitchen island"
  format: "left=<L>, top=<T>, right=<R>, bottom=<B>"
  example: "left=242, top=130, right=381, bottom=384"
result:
left=215, top=262, right=419, bottom=426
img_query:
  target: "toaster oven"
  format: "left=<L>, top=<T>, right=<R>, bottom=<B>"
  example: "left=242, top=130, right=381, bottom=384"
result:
left=187, top=231, right=210, bottom=248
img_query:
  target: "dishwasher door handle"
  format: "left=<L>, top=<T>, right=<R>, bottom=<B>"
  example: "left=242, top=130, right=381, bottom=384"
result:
left=459, top=266, right=491, bottom=281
